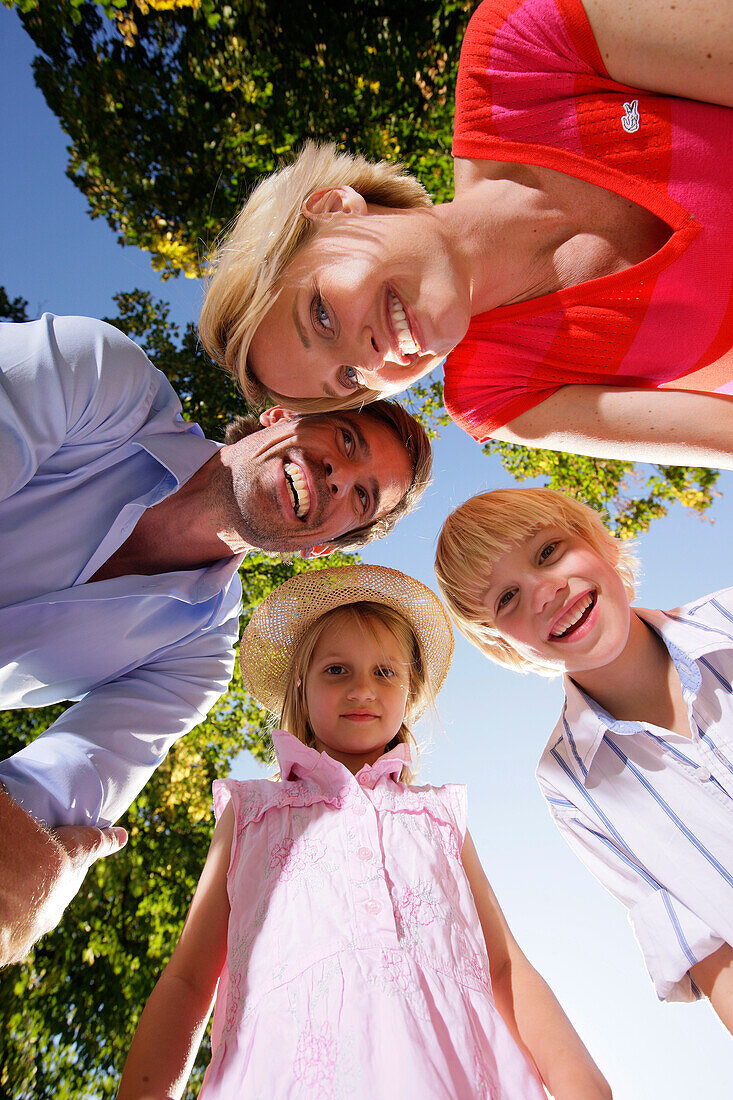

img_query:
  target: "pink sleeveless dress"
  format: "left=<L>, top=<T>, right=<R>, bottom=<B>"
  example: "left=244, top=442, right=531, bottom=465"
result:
left=198, top=731, right=546, bottom=1099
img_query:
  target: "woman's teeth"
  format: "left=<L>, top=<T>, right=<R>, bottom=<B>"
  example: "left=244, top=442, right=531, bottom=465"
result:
left=388, top=290, right=420, bottom=356
left=551, top=594, right=595, bottom=638
left=284, top=462, right=310, bottom=518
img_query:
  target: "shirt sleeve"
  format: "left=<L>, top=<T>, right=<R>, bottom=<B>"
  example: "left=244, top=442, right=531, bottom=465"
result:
left=0, top=582, right=241, bottom=828
left=0, top=313, right=161, bottom=503
left=542, top=789, right=725, bottom=1002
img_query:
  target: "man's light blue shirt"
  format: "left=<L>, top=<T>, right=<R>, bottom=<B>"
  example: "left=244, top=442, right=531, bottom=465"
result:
left=0, top=314, right=243, bottom=827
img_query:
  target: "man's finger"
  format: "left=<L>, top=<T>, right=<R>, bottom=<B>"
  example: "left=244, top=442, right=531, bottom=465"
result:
left=53, top=824, right=128, bottom=865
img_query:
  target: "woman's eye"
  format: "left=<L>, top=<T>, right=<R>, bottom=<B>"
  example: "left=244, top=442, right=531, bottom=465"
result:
left=539, top=542, right=557, bottom=563
left=341, top=365, right=364, bottom=391
left=311, top=295, right=333, bottom=335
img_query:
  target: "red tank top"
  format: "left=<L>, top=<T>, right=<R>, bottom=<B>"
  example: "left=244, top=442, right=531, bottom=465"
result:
left=445, top=0, right=733, bottom=440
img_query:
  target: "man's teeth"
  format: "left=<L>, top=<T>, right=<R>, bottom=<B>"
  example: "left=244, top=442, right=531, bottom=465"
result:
left=551, top=594, right=594, bottom=638
left=284, top=462, right=310, bottom=518
left=388, top=290, right=419, bottom=356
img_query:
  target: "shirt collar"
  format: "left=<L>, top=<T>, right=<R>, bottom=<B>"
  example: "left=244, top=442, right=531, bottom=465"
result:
left=272, top=729, right=410, bottom=787
left=557, top=607, right=705, bottom=783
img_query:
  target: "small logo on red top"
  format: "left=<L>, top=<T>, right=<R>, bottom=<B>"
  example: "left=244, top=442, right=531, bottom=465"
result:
left=622, top=100, right=640, bottom=133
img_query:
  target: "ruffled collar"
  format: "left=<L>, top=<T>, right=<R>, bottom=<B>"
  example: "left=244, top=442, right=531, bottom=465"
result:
left=272, top=729, right=410, bottom=787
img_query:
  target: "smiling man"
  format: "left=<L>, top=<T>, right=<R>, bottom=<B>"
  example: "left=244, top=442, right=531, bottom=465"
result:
left=0, top=313, right=430, bottom=964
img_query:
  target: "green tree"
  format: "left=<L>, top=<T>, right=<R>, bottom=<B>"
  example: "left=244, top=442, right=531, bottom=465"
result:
left=6, top=0, right=469, bottom=276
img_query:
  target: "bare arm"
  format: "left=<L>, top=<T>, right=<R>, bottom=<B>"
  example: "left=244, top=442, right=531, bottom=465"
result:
left=690, top=942, right=733, bottom=1034
left=493, top=385, right=733, bottom=469
left=462, top=831, right=611, bottom=1100
left=0, top=789, right=127, bottom=967
left=582, top=0, right=733, bottom=107
left=117, top=801, right=234, bottom=1100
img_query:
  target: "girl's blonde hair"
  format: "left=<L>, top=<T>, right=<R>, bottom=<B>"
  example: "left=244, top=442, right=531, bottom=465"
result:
left=199, top=140, right=432, bottom=414
left=279, top=601, right=434, bottom=782
left=435, top=488, right=639, bottom=677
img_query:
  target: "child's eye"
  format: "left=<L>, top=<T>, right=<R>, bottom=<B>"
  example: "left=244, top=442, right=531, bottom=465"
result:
left=496, top=588, right=516, bottom=612
left=538, top=541, right=558, bottom=563
left=324, top=664, right=347, bottom=676
left=375, top=666, right=395, bottom=679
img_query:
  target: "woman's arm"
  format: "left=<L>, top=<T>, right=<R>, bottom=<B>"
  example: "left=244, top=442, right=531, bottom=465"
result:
left=117, top=802, right=234, bottom=1100
left=581, top=0, right=733, bottom=107
left=493, top=385, right=733, bottom=469
left=690, top=942, right=733, bottom=1034
left=461, top=831, right=612, bottom=1100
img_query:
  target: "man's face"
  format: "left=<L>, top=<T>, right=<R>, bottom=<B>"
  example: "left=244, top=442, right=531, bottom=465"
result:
left=223, top=408, right=413, bottom=553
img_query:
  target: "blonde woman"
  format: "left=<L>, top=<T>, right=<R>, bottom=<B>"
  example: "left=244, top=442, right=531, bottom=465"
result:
left=200, top=0, right=733, bottom=470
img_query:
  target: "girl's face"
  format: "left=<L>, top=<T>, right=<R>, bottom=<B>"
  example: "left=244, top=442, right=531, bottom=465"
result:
left=481, top=526, right=632, bottom=674
left=247, top=200, right=472, bottom=402
left=304, top=613, right=411, bottom=774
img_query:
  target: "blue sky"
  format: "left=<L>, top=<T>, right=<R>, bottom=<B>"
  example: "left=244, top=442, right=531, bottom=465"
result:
left=2, top=6, right=731, bottom=1094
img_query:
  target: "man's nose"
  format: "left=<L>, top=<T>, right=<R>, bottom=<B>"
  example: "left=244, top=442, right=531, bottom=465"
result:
left=324, top=458, right=354, bottom=498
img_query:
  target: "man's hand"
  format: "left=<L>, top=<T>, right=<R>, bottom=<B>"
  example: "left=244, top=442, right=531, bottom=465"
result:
left=0, top=788, right=127, bottom=967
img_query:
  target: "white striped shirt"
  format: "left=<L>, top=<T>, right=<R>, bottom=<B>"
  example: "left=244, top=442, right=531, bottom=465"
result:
left=537, top=588, right=733, bottom=1002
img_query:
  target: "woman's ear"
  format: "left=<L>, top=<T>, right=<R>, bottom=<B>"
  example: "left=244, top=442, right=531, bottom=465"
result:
left=301, top=186, right=369, bottom=219
left=258, top=405, right=296, bottom=427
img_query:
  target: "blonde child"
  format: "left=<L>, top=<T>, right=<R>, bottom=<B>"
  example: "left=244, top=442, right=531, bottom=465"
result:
left=435, top=488, right=733, bottom=1034
left=118, top=563, right=610, bottom=1099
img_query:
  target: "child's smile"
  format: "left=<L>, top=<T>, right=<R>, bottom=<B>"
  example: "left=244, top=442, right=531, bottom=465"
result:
left=482, top=527, right=631, bottom=673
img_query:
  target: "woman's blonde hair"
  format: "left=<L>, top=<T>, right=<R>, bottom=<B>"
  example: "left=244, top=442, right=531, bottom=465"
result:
left=279, top=601, right=434, bottom=782
left=435, top=488, right=639, bottom=676
left=199, top=140, right=432, bottom=413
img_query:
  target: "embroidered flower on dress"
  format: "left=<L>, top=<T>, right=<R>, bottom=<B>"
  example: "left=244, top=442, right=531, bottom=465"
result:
left=293, top=1020, right=337, bottom=1098
left=269, top=835, right=327, bottom=881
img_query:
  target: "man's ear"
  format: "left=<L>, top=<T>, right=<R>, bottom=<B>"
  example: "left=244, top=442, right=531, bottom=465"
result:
left=301, top=544, right=335, bottom=560
left=258, top=405, right=296, bottom=428
left=301, top=186, right=368, bottom=220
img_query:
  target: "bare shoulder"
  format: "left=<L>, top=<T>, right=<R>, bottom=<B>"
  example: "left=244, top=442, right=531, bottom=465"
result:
left=581, top=0, right=733, bottom=106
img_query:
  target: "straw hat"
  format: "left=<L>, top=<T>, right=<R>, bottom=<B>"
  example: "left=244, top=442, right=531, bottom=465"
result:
left=240, top=563, right=454, bottom=715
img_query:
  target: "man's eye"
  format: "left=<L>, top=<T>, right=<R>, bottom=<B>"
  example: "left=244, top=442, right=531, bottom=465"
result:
left=356, top=486, right=369, bottom=513
left=311, top=295, right=333, bottom=334
left=341, top=428, right=354, bottom=455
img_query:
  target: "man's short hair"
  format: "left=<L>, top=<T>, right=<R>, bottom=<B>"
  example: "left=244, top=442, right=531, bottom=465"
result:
left=199, top=140, right=431, bottom=413
left=225, top=400, right=432, bottom=552
left=435, top=488, right=639, bottom=676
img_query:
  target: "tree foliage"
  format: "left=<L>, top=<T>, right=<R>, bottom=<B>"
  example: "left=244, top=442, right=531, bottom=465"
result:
left=7, top=0, right=469, bottom=276
left=0, top=287, right=357, bottom=1097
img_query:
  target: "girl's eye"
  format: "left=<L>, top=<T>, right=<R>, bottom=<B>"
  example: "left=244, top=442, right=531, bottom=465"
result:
left=375, top=666, right=395, bottom=679
left=340, top=365, right=365, bottom=391
left=311, top=295, right=333, bottom=335
left=325, top=664, right=347, bottom=676
left=497, top=588, right=516, bottom=612
left=539, top=542, right=557, bottom=563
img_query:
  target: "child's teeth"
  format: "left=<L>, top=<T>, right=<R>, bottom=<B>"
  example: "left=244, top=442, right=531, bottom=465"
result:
left=552, top=594, right=593, bottom=637
left=284, top=462, right=310, bottom=518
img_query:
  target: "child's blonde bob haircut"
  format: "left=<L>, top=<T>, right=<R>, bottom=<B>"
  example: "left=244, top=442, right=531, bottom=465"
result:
left=435, top=488, right=639, bottom=676
left=279, top=601, right=432, bottom=783
left=199, top=140, right=432, bottom=413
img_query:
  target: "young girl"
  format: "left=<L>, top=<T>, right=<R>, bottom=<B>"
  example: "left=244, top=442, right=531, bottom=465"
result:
left=118, top=563, right=611, bottom=1099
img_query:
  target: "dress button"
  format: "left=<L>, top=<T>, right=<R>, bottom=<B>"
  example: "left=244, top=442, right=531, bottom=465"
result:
left=357, top=773, right=370, bottom=787
left=352, top=803, right=367, bottom=816
left=357, top=847, right=373, bottom=861
left=363, top=899, right=381, bottom=915
left=697, top=768, right=712, bottom=782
